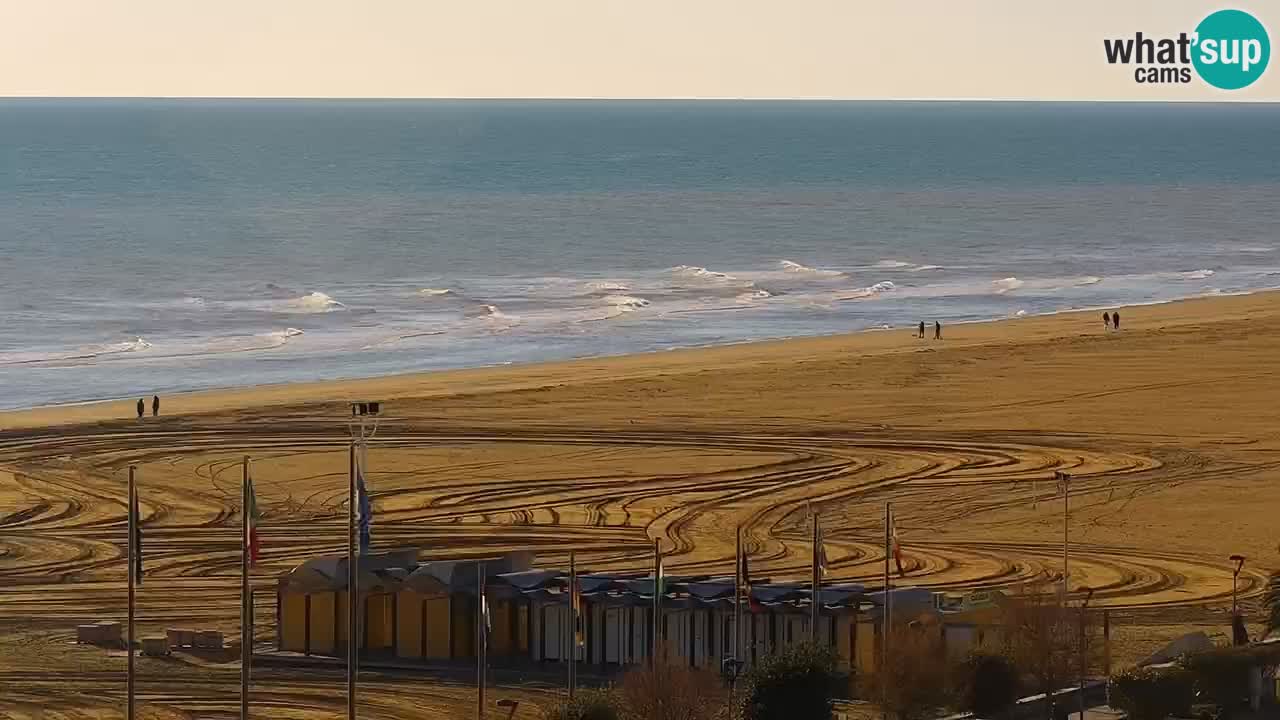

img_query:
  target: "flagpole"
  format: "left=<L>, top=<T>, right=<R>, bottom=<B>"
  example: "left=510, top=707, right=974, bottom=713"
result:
left=127, top=465, right=136, bottom=720
left=347, top=441, right=357, bottom=720
left=882, top=501, right=891, bottom=716
left=241, top=456, right=251, bottom=720
left=477, top=561, right=486, bottom=720
left=651, top=539, right=660, bottom=669
left=811, top=512, right=820, bottom=643
left=735, top=526, right=742, bottom=664
left=568, top=551, right=577, bottom=699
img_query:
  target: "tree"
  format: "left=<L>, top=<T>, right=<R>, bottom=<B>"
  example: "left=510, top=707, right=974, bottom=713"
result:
left=741, top=641, right=845, bottom=720
left=615, top=651, right=727, bottom=720
left=999, top=585, right=1100, bottom=720
left=859, top=624, right=951, bottom=720
left=1109, top=665, right=1194, bottom=720
left=953, top=651, right=1020, bottom=719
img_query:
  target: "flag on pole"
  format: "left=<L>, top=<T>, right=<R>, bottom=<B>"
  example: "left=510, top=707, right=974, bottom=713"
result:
left=817, top=524, right=829, bottom=578
left=246, top=469, right=261, bottom=566
left=571, top=577, right=585, bottom=647
left=355, top=459, right=371, bottom=555
left=481, top=593, right=492, bottom=647
left=130, top=483, right=143, bottom=585
left=740, top=550, right=764, bottom=613
left=889, top=507, right=905, bottom=576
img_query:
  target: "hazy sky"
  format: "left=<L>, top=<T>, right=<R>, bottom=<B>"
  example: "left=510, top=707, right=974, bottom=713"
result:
left=2, top=0, right=1276, bottom=100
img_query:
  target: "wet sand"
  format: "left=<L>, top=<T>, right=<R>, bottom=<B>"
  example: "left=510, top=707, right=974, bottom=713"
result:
left=3, top=290, right=1279, bottom=717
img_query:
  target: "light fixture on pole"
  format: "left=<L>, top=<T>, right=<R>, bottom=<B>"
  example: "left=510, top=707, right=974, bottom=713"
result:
left=496, top=699, right=520, bottom=720
left=1230, top=554, right=1245, bottom=615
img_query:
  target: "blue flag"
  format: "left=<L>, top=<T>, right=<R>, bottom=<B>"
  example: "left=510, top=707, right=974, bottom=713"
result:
left=356, top=463, right=371, bottom=555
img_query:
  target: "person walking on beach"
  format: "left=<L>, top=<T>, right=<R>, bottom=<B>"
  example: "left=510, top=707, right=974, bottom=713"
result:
left=1103, top=312, right=1111, bottom=330
left=136, top=398, right=145, bottom=420
left=1113, top=310, right=1121, bottom=330
left=934, top=321, right=942, bottom=340
left=917, top=321, right=925, bottom=339
left=152, top=395, right=160, bottom=417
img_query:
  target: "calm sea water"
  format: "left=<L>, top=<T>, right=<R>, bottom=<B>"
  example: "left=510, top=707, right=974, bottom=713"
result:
left=2, top=100, right=1279, bottom=410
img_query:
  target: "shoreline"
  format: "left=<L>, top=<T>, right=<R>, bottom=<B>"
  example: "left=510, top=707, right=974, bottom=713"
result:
left=3, top=287, right=1276, bottom=430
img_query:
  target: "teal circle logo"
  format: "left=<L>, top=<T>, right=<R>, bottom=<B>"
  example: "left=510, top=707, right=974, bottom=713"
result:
left=1193, top=9, right=1270, bottom=89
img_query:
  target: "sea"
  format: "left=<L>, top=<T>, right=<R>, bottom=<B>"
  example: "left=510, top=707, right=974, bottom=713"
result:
left=2, top=99, right=1279, bottom=410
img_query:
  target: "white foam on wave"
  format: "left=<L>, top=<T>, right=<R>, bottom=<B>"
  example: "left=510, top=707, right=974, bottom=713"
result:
left=599, top=294, right=652, bottom=319
left=736, top=289, right=773, bottom=303
left=283, top=292, right=346, bottom=313
left=993, top=277, right=1024, bottom=294
left=779, top=260, right=844, bottom=278
left=834, top=280, right=896, bottom=301
left=669, top=265, right=737, bottom=282
left=1178, top=269, right=1215, bottom=280
left=417, top=288, right=455, bottom=297
left=585, top=280, right=631, bottom=292
left=0, top=337, right=153, bottom=367
left=1074, top=276, right=1103, bottom=286
left=603, top=294, right=650, bottom=310
left=873, top=259, right=913, bottom=269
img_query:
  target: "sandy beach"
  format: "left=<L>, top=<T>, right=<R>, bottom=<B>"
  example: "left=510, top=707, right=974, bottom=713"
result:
left=3, top=290, right=1279, bottom=718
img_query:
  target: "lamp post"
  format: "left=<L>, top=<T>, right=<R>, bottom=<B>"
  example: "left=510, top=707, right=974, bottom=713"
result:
left=346, top=401, right=381, bottom=720
left=1078, top=586, right=1094, bottom=720
left=1230, top=554, right=1245, bottom=615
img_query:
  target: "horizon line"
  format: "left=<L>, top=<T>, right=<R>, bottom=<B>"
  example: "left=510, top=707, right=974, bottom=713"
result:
left=2, top=95, right=1278, bottom=104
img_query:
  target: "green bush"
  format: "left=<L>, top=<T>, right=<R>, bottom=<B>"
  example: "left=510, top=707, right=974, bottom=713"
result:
left=1110, top=665, right=1195, bottom=720
left=1183, top=650, right=1256, bottom=719
left=953, top=651, right=1020, bottom=718
left=740, top=642, right=845, bottom=720
left=540, top=687, right=621, bottom=720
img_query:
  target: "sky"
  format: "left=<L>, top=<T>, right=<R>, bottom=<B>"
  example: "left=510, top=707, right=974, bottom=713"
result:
left=2, top=0, right=1276, bottom=100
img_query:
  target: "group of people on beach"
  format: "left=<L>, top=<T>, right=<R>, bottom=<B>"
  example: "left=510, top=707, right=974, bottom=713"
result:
left=1103, top=310, right=1122, bottom=331
left=136, top=395, right=160, bottom=419
left=916, top=320, right=942, bottom=340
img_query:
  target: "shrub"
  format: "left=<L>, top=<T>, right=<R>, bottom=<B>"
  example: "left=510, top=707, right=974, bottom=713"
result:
left=1110, top=665, right=1195, bottom=720
left=539, top=688, right=622, bottom=720
left=741, top=641, right=845, bottom=720
left=953, top=651, right=1020, bottom=718
left=615, top=653, right=727, bottom=720
left=859, top=625, right=951, bottom=720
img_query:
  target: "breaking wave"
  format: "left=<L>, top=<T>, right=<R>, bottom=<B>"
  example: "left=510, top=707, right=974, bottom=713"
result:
left=0, top=337, right=153, bottom=366
left=417, top=288, right=455, bottom=297
left=779, top=260, right=844, bottom=278
left=585, top=281, right=631, bottom=292
left=669, top=265, right=737, bottom=282
left=835, top=280, right=897, bottom=301
left=992, top=277, right=1024, bottom=294
left=282, top=292, right=346, bottom=313
left=1178, top=269, right=1215, bottom=280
